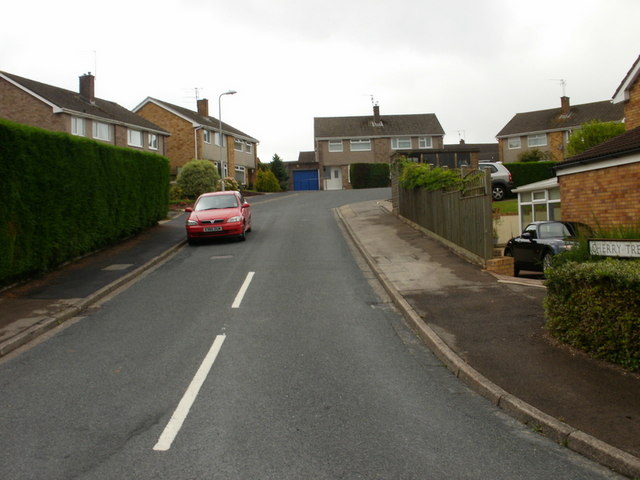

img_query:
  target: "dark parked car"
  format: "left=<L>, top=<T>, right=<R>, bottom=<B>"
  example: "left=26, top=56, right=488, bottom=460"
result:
left=185, top=191, right=252, bottom=245
left=504, top=221, right=592, bottom=276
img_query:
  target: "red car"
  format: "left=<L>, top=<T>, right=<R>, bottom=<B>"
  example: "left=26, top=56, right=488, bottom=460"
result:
left=185, top=191, right=252, bottom=244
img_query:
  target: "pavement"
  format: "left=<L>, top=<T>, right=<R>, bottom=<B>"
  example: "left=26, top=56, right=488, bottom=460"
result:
left=1, top=201, right=639, bottom=478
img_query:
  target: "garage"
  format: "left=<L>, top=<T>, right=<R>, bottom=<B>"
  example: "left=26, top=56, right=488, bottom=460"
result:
left=293, top=169, right=319, bottom=191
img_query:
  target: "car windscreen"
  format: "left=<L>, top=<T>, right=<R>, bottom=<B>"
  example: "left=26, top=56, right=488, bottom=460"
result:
left=538, top=223, right=572, bottom=239
left=195, top=195, right=238, bottom=211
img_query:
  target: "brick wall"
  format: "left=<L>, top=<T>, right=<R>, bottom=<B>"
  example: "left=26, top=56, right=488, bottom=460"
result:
left=373, top=138, right=390, bottom=163
left=0, top=78, right=67, bottom=132
left=548, top=131, right=565, bottom=161
left=559, top=161, right=640, bottom=228
left=625, top=80, right=640, bottom=130
left=137, top=102, right=195, bottom=175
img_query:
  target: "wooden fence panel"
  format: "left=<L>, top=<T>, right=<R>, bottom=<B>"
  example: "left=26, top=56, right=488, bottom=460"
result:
left=397, top=171, right=493, bottom=261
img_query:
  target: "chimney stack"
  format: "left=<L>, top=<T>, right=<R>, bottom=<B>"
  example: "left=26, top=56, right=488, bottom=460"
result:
left=197, top=98, right=209, bottom=117
left=79, top=73, right=95, bottom=104
left=560, top=96, right=570, bottom=116
left=373, top=104, right=381, bottom=124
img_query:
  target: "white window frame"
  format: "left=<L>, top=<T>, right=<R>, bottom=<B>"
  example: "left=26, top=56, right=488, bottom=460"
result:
left=127, top=129, right=143, bottom=147
left=328, top=140, right=343, bottom=152
left=93, top=121, right=111, bottom=141
left=234, top=138, right=243, bottom=151
left=245, top=142, right=252, bottom=154
left=148, top=133, right=158, bottom=150
left=518, top=187, right=561, bottom=230
left=418, top=137, right=433, bottom=149
left=203, top=130, right=211, bottom=144
left=508, top=137, right=521, bottom=149
left=350, top=139, right=371, bottom=152
left=527, top=133, right=547, bottom=147
left=71, top=117, right=85, bottom=136
left=391, top=137, right=412, bottom=150
left=215, top=132, right=226, bottom=147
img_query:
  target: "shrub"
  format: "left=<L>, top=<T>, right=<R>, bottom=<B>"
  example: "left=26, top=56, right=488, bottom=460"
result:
left=176, top=160, right=220, bottom=198
left=350, top=163, right=390, bottom=189
left=505, top=161, right=555, bottom=189
left=169, top=184, right=185, bottom=202
left=255, top=169, right=281, bottom=192
left=400, top=163, right=462, bottom=190
left=222, top=177, right=240, bottom=191
left=517, top=149, right=553, bottom=162
left=544, top=259, right=640, bottom=371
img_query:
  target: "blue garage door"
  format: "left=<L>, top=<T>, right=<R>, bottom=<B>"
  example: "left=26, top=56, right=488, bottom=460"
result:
left=293, top=169, right=319, bottom=191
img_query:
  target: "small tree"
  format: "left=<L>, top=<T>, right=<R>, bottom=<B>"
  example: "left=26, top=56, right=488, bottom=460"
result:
left=255, top=169, right=281, bottom=192
left=269, top=153, right=289, bottom=191
left=176, top=159, right=220, bottom=198
left=566, top=120, right=626, bottom=156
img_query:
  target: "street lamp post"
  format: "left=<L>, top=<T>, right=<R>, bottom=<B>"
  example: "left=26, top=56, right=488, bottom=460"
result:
left=218, top=90, right=237, bottom=191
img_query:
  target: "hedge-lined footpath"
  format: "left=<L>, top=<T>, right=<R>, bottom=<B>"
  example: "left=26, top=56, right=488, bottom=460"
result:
left=0, top=119, right=170, bottom=286
left=544, top=259, right=640, bottom=372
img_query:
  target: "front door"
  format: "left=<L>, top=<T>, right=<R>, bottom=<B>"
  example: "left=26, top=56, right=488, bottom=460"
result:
left=324, top=167, right=342, bottom=190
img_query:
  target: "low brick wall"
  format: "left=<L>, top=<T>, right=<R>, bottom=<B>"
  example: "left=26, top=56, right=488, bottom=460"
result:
left=485, top=256, right=514, bottom=276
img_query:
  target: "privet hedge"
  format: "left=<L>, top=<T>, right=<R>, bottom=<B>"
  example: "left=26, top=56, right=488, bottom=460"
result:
left=350, top=163, right=390, bottom=189
left=504, top=161, right=555, bottom=189
left=544, top=260, right=640, bottom=372
left=0, top=119, right=169, bottom=286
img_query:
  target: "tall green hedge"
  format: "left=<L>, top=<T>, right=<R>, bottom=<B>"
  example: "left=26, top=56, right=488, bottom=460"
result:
left=504, top=161, right=555, bottom=188
left=544, top=260, right=640, bottom=371
left=350, top=163, right=390, bottom=189
left=0, top=119, right=169, bottom=286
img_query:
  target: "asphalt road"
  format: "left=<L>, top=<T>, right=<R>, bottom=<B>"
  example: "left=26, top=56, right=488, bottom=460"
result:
left=0, top=189, right=624, bottom=479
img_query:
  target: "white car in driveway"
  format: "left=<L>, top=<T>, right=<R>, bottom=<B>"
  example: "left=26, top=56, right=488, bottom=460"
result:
left=479, top=161, right=514, bottom=201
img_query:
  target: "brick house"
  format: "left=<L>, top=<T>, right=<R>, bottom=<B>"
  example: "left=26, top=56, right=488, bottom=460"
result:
left=554, top=54, right=640, bottom=229
left=555, top=126, right=640, bottom=228
left=0, top=71, right=168, bottom=154
left=314, top=104, right=445, bottom=190
left=612, top=54, right=640, bottom=129
left=496, top=97, right=624, bottom=163
left=133, top=97, right=258, bottom=185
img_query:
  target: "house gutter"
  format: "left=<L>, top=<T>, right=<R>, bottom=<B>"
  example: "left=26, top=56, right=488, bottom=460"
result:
left=554, top=147, right=640, bottom=173
left=59, top=108, right=170, bottom=136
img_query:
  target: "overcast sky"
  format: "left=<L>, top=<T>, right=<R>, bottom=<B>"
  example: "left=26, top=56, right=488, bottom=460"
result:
left=3, top=0, right=639, bottom=162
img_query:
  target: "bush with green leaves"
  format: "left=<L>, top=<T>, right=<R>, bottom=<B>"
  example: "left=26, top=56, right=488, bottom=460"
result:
left=255, top=169, right=281, bottom=192
left=176, top=160, right=220, bottom=198
left=517, top=149, right=553, bottom=162
left=350, top=163, right=390, bottom=189
left=222, top=177, right=240, bottom=191
left=504, top=161, right=555, bottom=189
left=566, top=120, right=625, bottom=156
left=544, top=259, right=640, bottom=371
left=399, top=163, right=463, bottom=190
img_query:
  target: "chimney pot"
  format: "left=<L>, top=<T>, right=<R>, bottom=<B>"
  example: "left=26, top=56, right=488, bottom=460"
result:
left=197, top=98, right=209, bottom=117
left=79, top=73, right=95, bottom=104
